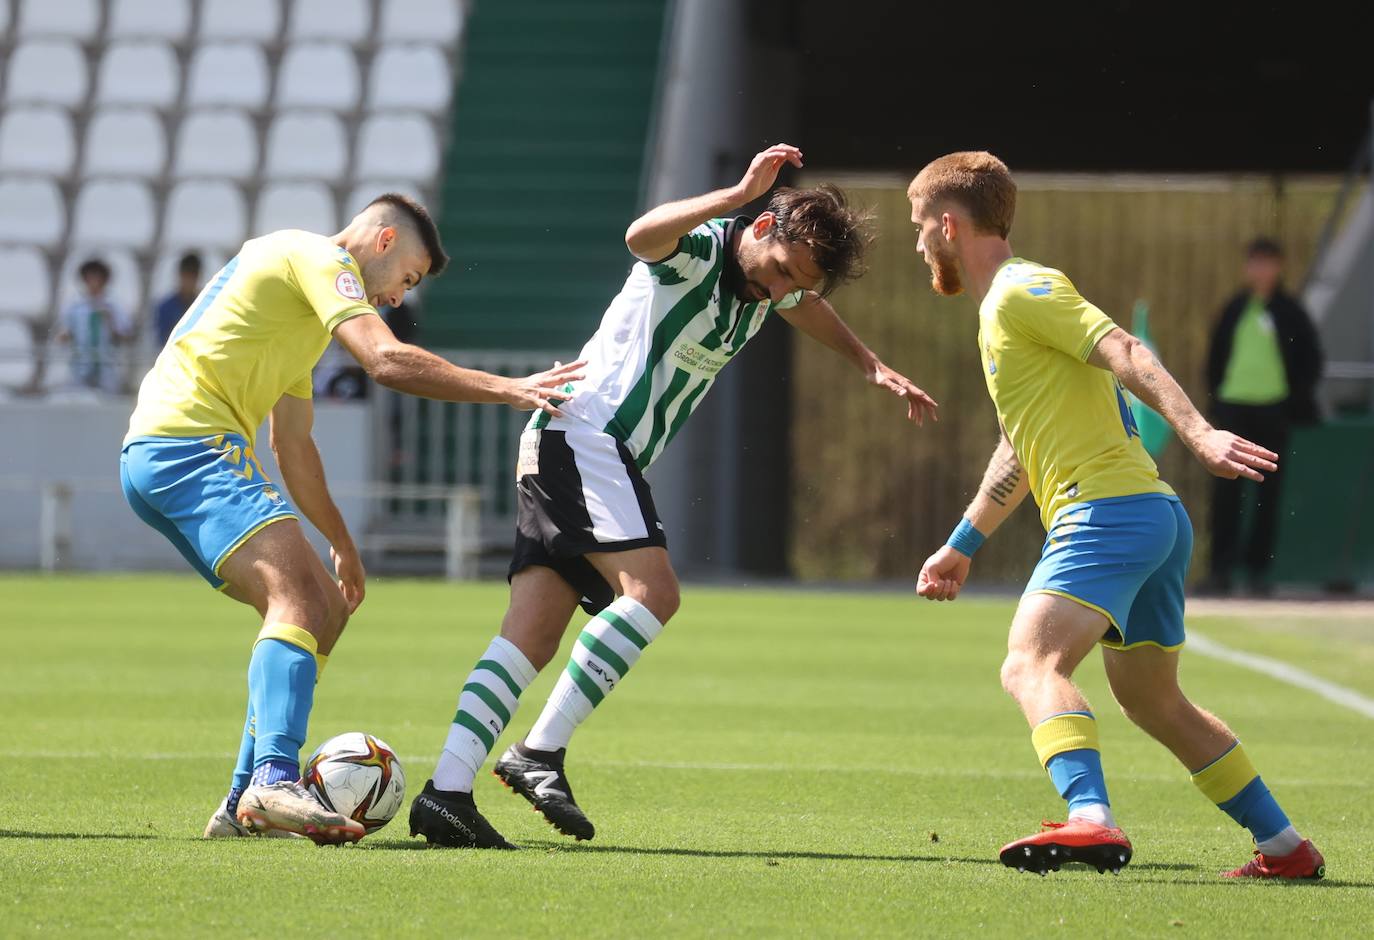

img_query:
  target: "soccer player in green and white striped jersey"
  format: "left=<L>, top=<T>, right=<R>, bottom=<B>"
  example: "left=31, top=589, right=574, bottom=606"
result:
left=409, top=143, right=939, bottom=849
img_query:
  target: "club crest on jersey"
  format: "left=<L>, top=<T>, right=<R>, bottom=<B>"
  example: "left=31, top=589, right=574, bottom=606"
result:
left=335, top=271, right=365, bottom=301
left=262, top=486, right=283, bottom=505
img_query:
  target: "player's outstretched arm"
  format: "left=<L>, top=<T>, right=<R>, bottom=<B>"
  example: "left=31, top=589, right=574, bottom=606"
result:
left=624, top=143, right=804, bottom=261
left=269, top=394, right=366, bottom=612
left=917, top=432, right=1029, bottom=602
left=332, top=314, right=584, bottom=416
left=1087, top=327, right=1278, bottom=481
left=777, top=294, right=938, bottom=425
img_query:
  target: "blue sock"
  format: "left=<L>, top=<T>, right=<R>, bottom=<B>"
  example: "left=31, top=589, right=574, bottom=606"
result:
left=246, top=627, right=318, bottom=787
left=1192, top=742, right=1291, bottom=843
left=226, top=707, right=256, bottom=813
left=1046, top=748, right=1111, bottom=812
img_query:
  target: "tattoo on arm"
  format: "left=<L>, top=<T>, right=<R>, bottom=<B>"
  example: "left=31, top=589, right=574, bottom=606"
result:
left=982, top=451, right=1022, bottom=507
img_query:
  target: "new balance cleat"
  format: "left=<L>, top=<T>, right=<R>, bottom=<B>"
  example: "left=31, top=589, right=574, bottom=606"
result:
left=235, top=781, right=365, bottom=845
left=1224, top=839, right=1325, bottom=879
left=408, top=780, right=517, bottom=849
left=999, top=819, right=1133, bottom=875
left=204, top=798, right=302, bottom=839
left=494, top=743, right=595, bottom=841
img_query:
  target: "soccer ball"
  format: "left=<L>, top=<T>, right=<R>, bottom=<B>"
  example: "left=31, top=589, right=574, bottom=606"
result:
left=304, top=732, right=406, bottom=835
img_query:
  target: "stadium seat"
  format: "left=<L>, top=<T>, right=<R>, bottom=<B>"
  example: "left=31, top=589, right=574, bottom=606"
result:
left=379, top=0, right=463, bottom=44
left=0, top=0, right=9, bottom=38
left=368, top=44, right=452, bottom=114
left=287, top=0, right=371, bottom=43
left=0, top=177, right=66, bottom=247
left=71, top=180, right=156, bottom=250
left=163, top=180, right=248, bottom=249
left=0, top=107, right=76, bottom=176
left=95, top=41, right=181, bottom=109
left=107, top=0, right=192, bottom=41
left=83, top=108, right=167, bottom=178
left=0, top=246, right=52, bottom=318
left=347, top=180, right=426, bottom=215
left=264, top=111, right=348, bottom=181
left=55, top=247, right=144, bottom=325
left=354, top=114, right=439, bottom=180
left=15, top=0, right=100, bottom=40
left=187, top=43, right=271, bottom=110
left=4, top=40, right=88, bottom=108
left=277, top=43, right=361, bottom=111
left=254, top=181, right=339, bottom=236
left=200, top=0, right=282, bottom=42
left=173, top=110, right=259, bottom=180
left=0, top=316, right=36, bottom=391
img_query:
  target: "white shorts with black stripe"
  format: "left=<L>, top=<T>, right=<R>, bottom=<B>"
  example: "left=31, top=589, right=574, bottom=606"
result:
left=509, top=417, right=666, bottom=614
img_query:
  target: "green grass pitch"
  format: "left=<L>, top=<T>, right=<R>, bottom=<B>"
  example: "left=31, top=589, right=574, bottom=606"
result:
left=2, top=575, right=1371, bottom=937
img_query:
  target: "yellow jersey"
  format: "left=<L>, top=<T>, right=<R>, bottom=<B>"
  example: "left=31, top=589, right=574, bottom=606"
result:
left=126, top=230, right=376, bottom=446
left=978, top=258, right=1174, bottom=529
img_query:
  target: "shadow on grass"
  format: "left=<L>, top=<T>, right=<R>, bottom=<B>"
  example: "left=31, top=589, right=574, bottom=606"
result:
left=0, top=830, right=156, bottom=841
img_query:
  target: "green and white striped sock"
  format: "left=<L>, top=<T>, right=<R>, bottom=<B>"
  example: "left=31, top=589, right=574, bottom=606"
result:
left=524, top=597, right=664, bottom=752
left=433, top=635, right=538, bottom=792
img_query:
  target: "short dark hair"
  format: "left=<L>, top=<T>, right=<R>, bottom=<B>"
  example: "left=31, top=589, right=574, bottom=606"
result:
left=908, top=151, right=1017, bottom=239
left=1246, top=236, right=1283, bottom=260
left=367, top=192, right=449, bottom=278
left=764, top=185, right=873, bottom=295
left=178, top=252, right=202, bottom=275
left=77, top=258, right=111, bottom=282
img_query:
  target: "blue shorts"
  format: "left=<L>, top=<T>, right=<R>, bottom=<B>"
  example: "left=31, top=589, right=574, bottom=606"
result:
left=120, top=434, right=298, bottom=589
left=1024, top=493, right=1191, bottom=650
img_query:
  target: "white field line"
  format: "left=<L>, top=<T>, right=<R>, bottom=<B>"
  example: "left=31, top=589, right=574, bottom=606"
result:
left=1188, top=631, right=1374, bottom=720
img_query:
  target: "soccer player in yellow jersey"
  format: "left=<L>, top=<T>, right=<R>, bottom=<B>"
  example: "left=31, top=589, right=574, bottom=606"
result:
left=907, top=153, right=1325, bottom=879
left=121, top=194, right=581, bottom=843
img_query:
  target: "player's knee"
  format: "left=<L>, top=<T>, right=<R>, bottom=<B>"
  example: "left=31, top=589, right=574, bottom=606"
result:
left=999, top=650, right=1030, bottom=699
left=633, top=575, right=679, bottom=624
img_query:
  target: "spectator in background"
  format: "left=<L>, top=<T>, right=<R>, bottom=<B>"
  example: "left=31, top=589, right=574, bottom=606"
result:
left=314, top=301, right=420, bottom=400
left=153, top=252, right=204, bottom=348
left=55, top=258, right=133, bottom=393
left=1205, top=237, right=1323, bottom=595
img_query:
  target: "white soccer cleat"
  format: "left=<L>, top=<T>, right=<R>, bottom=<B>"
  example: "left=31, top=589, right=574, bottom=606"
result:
left=235, top=781, right=366, bottom=845
left=203, top=797, right=303, bottom=839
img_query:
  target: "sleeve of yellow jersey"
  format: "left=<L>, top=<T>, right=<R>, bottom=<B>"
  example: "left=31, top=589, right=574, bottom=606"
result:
left=288, top=238, right=380, bottom=334
left=1001, top=268, right=1117, bottom=361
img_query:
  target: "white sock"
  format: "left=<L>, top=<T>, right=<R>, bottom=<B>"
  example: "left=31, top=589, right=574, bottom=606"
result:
left=1068, top=802, right=1117, bottom=829
left=524, top=597, right=663, bottom=752
left=432, top=636, right=537, bottom=792
left=1256, top=825, right=1303, bottom=856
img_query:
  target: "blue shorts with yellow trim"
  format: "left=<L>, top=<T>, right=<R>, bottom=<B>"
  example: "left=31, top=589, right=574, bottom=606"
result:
left=120, top=433, right=297, bottom=589
left=1024, top=493, right=1191, bottom=651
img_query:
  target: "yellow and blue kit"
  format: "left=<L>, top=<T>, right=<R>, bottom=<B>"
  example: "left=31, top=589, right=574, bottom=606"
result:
left=120, top=230, right=377, bottom=588
left=978, top=258, right=1185, bottom=649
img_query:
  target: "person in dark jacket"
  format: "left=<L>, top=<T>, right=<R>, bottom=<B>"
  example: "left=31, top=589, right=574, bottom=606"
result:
left=1205, top=237, right=1323, bottom=594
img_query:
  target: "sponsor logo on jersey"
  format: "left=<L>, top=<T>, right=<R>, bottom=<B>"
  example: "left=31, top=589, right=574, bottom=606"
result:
left=335, top=271, right=365, bottom=301
left=670, top=338, right=731, bottom=378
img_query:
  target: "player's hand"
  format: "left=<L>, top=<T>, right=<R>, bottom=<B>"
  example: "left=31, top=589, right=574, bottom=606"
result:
left=734, top=143, right=804, bottom=204
left=1189, top=427, right=1278, bottom=482
left=869, top=363, right=939, bottom=426
left=502, top=359, right=587, bottom=417
left=330, top=543, right=366, bottom=613
left=916, top=545, right=971, bottom=601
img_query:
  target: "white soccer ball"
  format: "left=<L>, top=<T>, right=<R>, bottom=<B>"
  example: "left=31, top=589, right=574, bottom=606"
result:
left=304, top=732, right=406, bottom=835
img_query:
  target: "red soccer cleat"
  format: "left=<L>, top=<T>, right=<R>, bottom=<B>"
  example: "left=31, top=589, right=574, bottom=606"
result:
left=1223, top=839, right=1325, bottom=879
left=999, top=819, right=1133, bottom=875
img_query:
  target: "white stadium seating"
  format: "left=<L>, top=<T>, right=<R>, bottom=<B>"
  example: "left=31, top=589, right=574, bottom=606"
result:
left=5, top=40, right=88, bottom=108
left=107, top=0, right=192, bottom=41
left=83, top=108, right=167, bottom=178
left=96, top=42, right=181, bottom=109
left=0, top=316, right=36, bottom=391
left=254, top=181, right=340, bottom=236
left=369, top=44, right=452, bottom=114
left=186, top=43, right=271, bottom=110
left=200, top=0, right=282, bottom=42
left=0, top=107, right=76, bottom=176
left=348, top=180, right=426, bottom=216
left=163, top=180, right=248, bottom=249
left=288, top=0, right=372, bottom=43
left=0, top=246, right=52, bottom=318
left=174, top=110, right=259, bottom=179
left=15, top=0, right=100, bottom=41
left=355, top=114, right=439, bottom=180
left=380, top=0, right=463, bottom=44
left=72, top=180, right=157, bottom=250
left=265, top=111, right=349, bottom=182
left=0, top=176, right=66, bottom=247
left=277, top=43, right=362, bottom=112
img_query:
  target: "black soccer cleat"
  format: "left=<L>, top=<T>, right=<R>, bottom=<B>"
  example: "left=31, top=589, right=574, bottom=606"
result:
left=408, top=780, right=517, bottom=849
left=493, top=743, right=596, bottom=841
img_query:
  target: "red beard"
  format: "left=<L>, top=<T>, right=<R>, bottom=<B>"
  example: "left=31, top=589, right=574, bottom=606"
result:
left=928, top=247, right=963, bottom=297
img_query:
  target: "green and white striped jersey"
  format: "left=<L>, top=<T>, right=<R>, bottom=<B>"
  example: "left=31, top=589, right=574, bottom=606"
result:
left=530, top=217, right=802, bottom=470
